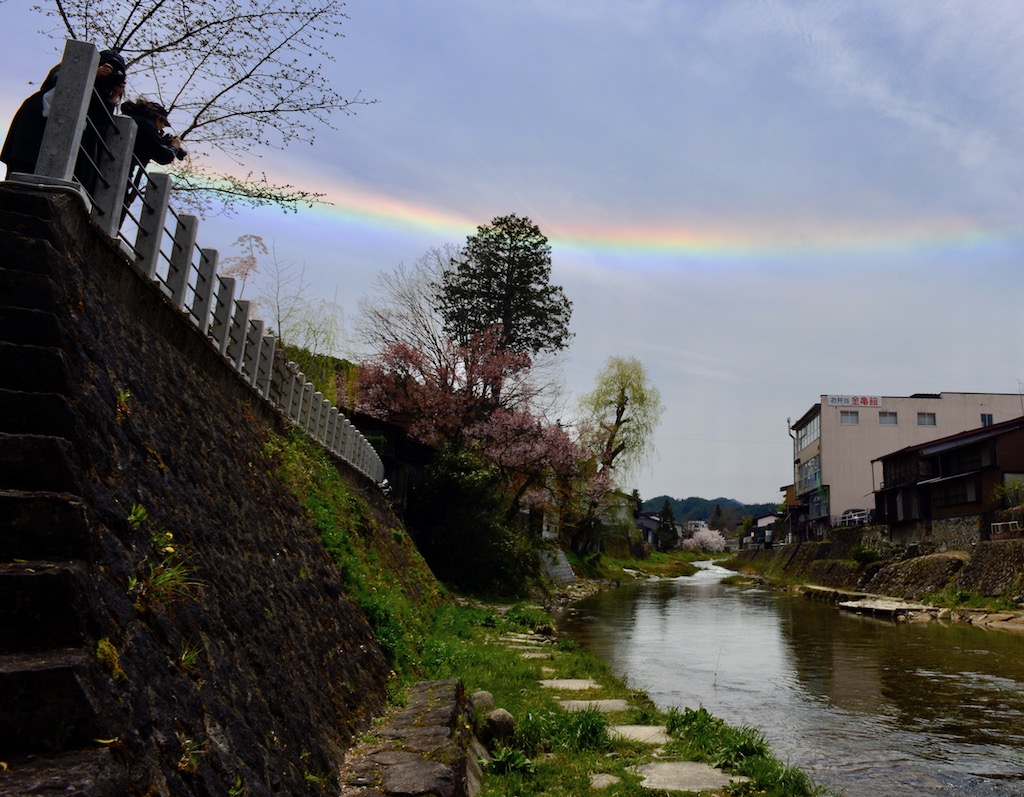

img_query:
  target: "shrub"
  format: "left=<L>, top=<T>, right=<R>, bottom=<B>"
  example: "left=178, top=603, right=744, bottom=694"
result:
left=850, top=544, right=882, bottom=566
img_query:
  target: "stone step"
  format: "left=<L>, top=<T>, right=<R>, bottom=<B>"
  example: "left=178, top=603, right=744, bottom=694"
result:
left=538, top=678, right=601, bottom=691
left=0, top=434, right=80, bottom=493
left=0, top=207, right=71, bottom=270
left=0, top=747, right=128, bottom=796
left=0, top=341, right=71, bottom=394
left=608, top=724, right=669, bottom=744
left=636, top=761, right=749, bottom=793
left=0, top=562, right=87, bottom=653
left=0, top=266, right=61, bottom=312
left=0, top=389, right=76, bottom=438
left=0, top=491, right=92, bottom=562
left=0, top=306, right=63, bottom=347
left=0, top=649, right=107, bottom=755
left=559, top=698, right=629, bottom=713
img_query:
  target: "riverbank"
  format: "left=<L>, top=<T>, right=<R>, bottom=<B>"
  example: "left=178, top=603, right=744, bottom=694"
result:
left=404, top=600, right=837, bottom=797
left=728, top=537, right=1024, bottom=631
left=794, top=582, right=1024, bottom=631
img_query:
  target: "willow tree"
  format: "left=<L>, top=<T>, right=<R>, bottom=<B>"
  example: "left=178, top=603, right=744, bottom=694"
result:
left=34, top=0, right=374, bottom=211
left=580, top=356, right=663, bottom=480
left=563, top=356, right=663, bottom=554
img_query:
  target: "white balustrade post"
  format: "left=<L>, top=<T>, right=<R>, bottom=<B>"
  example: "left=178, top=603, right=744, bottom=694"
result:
left=133, top=172, right=172, bottom=278
left=90, top=115, right=135, bottom=236
left=330, top=411, right=344, bottom=452
left=257, top=335, right=276, bottom=398
left=191, top=248, right=218, bottom=333
left=242, top=319, right=264, bottom=385
left=360, top=433, right=370, bottom=474
left=343, top=419, right=356, bottom=463
left=309, top=391, right=323, bottom=434
left=166, top=214, right=198, bottom=310
left=226, top=300, right=251, bottom=370
left=326, top=407, right=339, bottom=453
left=209, top=277, right=236, bottom=353
left=33, top=41, right=98, bottom=182
left=299, top=383, right=314, bottom=428
left=357, top=433, right=369, bottom=475
left=286, top=370, right=305, bottom=420
left=317, top=399, right=330, bottom=442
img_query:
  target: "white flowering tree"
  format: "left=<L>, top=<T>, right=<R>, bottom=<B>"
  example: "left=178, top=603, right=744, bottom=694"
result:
left=682, top=528, right=727, bottom=553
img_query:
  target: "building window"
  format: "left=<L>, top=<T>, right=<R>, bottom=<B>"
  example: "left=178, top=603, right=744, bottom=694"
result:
left=797, top=455, right=821, bottom=493
left=932, top=478, right=977, bottom=508
left=879, top=411, right=898, bottom=426
left=981, top=413, right=993, bottom=427
left=840, top=410, right=859, bottom=425
left=795, top=414, right=820, bottom=451
left=917, top=412, right=936, bottom=426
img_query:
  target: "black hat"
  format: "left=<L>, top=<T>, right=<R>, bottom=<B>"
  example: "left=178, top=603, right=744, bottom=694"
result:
left=99, top=49, right=127, bottom=74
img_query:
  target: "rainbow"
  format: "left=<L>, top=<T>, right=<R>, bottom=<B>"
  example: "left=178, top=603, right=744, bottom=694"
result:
left=300, top=180, right=1023, bottom=266
left=174, top=163, right=1024, bottom=269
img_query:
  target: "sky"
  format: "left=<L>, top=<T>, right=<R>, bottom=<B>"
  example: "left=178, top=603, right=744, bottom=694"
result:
left=4, top=0, right=1024, bottom=504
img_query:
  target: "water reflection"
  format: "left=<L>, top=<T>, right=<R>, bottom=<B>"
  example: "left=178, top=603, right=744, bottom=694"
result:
left=559, top=562, right=1024, bottom=796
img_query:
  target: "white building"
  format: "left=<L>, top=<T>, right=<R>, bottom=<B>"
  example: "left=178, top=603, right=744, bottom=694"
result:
left=790, top=392, right=1024, bottom=536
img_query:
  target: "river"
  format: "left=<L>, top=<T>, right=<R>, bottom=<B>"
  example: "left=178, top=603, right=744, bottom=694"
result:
left=557, top=562, right=1024, bottom=796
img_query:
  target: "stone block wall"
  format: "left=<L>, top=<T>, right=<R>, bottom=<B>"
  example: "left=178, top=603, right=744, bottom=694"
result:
left=0, top=184, right=395, bottom=796
left=932, top=516, right=985, bottom=551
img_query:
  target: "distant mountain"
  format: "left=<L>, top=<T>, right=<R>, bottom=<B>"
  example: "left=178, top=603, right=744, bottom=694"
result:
left=642, top=495, right=778, bottom=525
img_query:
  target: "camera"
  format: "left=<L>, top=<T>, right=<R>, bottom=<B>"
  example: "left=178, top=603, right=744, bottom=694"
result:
left=161, top=133, right=187, bottom=160
left=97, top=68, right=126, bottom=92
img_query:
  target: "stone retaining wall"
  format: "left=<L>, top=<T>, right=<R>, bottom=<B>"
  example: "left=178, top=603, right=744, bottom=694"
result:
left=737, top=533, right=1024, bottom=602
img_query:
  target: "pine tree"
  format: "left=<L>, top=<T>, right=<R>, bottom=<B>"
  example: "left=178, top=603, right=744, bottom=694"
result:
left=440, top=214, right=572, bottom=356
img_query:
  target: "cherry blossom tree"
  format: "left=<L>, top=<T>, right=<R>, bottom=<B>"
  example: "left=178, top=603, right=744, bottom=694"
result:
left=682, top=528, right=728, bottom=553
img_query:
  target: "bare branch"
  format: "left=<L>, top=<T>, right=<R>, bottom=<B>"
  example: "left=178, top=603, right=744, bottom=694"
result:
left=32, top=0, right=374, bottom=211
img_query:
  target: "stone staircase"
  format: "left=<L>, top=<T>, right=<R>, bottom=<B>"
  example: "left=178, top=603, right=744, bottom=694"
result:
left=0, top=213, right=126, bottom=793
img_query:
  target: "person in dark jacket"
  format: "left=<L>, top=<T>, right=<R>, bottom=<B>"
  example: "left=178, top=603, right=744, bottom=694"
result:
left=77, top=50, right=128, bottom=193
left=121, top=99, right=186, bottom=168
left=120, top=98, right=186, bottom=220
left=1, top=49, right=127, bottom=180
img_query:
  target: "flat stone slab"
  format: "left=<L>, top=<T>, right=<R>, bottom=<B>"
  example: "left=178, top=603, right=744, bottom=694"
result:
left=839, top=598, right=931, bottom=615
left=590, top=773, right=621, bottom=789
left=520, top=652, right=550, bottom=659
left=609, top=725, right=669, bottom=744
left=560, top=699, right=629, bottom=713
left=500, top=633, right=549, bottom=644
left=539, top=678, right=600, bottom=690
left=637, top=761, right=748, bottom=792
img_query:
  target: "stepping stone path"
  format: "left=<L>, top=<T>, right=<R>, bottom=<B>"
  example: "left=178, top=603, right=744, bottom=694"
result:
left=560, top=698, right=629, bottom=712
left=638, top=761, right=748, bottom=792
left=608, top=725, right=669, bottom=744
left=501, top=632, right=556, bottom=659
left=499, top=626, right=748, bottom=793
left=538, top=677, right=600, bottom=690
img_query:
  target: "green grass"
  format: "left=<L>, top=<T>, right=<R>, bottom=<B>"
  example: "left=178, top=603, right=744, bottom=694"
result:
left=920, top=584, right=1020, bottom=612
left=567, top=549, right=703, bottom=581
left=264, top=424, right=838, bottom=795
left=419, top=602, right=836, bottom=797
left=264, top=428, right=441, bottom=679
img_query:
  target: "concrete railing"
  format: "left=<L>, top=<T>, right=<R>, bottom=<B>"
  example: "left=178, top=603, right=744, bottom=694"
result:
left=6, top=39, right=385, bottom=484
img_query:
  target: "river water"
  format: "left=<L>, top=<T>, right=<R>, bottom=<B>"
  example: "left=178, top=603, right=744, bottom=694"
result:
left=558, top=562, right=1024, bottom=796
